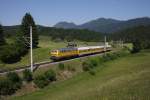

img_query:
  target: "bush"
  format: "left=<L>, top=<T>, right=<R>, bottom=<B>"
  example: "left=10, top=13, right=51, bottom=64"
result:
left=67, top=65, right=76, bottom=72
left=82, top=61, right=91, bottom=71
left=0, top=45, right=21, bottom=63
left=6, top=72, right=22, bottom=89
left=131, top=39, right=142, bottom=53
left=98, top=56, right=105, bottom=63
left=90, top=59, right=98, bottom=67
left=33, top=74, right=49, bottom=88
left=23, top=69, right=32, bottom=82
left=102, top=53, right=118, bottom=62
left=44, top=69, right=56, bottom=81
left=6, top=72, right=21, bottom=83
left=0, top=77, right=15, bottom=96
left=58, top=63, right=65, bottom=70
left=88, top=69, right=96, bottom=75
left=0, top=42, right=28, bottom=63
left=0, top=72, right=22, bottom=96
left=102, top=54, right=111, bottom=62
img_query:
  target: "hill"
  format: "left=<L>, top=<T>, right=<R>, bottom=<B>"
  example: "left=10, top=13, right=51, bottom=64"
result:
left=11, top=50, right=150, bottom=100
left=54, top=17, right=150, bottom=33
left=54, top=22, right=77, bottom=29
left=3, top=25, right=20, bottom=37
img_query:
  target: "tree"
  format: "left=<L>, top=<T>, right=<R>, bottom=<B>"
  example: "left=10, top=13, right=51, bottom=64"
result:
left=0, top=44, right=21, bottom=63
left=20, top=13, right=39, bottom=48
left=131, top=39, right=142, bottom=53
left=0, top=24, right=5, bottom=45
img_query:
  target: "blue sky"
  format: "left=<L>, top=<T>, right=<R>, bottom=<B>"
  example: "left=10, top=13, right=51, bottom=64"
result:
left=0, top=0, right=150, bottom=26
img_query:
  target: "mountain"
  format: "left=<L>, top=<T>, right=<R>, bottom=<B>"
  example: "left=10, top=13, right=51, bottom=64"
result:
left=54, top=22, right=77, bottom=29
left=54, top=17, right=150, bottom=33
left=78, top=18, right=121, bottom=33
left=3, top=17, right=150, bottom=36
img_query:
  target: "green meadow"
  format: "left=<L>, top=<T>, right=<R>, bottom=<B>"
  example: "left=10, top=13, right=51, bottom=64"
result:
left=0, top=36, right=100, bottom=71
left=11, top=50, right=150, bottom=100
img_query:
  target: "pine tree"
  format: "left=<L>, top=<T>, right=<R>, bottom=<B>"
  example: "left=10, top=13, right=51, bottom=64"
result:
left=0, top=24, right=5, bottom=45
left=20, top=13, right=39, bottom=48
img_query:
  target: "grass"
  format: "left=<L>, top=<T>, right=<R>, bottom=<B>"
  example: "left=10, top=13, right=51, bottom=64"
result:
left=11, top=50, right=150, bottom=100
left=0, top=36, right=63, bottom=71
left=0, top=36, right=100, bottom=71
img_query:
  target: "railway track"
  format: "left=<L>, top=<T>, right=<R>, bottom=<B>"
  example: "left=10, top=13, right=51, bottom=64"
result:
left=0, top=52, right=105, bottom=75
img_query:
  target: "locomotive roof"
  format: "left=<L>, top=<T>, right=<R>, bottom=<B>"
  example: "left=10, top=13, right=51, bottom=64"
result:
left=58, top=47, right=77, bottom=51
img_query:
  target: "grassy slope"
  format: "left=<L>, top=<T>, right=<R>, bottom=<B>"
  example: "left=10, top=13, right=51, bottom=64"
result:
left=0, top=36, right=99, bottom=71
left=11, top=50, right=150, bottom=100
left=0, top=36, right=66, bottom=70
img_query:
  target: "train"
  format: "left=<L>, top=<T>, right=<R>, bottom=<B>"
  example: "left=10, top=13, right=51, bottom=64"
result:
left=50, top=43, right=112, bottom=60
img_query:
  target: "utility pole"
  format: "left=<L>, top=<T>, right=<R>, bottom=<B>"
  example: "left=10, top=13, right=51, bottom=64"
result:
left=122, top=40, right=124, bottom=48
left=104, top=36, right=106, bottom=55
left=30, top=26, right=33, bottom=72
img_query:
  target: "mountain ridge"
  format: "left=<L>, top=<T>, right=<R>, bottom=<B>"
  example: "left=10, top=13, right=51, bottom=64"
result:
left=54, top=17, right=150, bottom=33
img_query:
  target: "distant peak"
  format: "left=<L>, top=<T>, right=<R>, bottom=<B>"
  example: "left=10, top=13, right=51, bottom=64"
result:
left=53, top=17, right=150, bottom=33
left=54, top=21, right=77, bottom=29
left=55, top=21, right=76, bottom=25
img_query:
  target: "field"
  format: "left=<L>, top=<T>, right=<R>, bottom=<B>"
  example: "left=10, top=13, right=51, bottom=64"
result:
left=0, top=36, right=100, bottom=71
left=11, top=50, right=150, bottom=100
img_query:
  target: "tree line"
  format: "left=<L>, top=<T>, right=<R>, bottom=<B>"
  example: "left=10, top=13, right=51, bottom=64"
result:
left=4, top=25, right=104, bottom=42
left=38, top=27, right=104, bottom=42
left=110, top=25, right=150, bottom=53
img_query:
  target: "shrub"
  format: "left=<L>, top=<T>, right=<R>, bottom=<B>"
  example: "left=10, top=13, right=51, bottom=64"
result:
left=102, top=54, right=111, bottom=62
left=58, top=63, right=65, bottom=70
left=102, top=53, right=118, bottom=62
left=0, top=77, right=15, bottom=95
left=23, top=69, right=32, bottom=82
left=0, top=45, right=21, bottom=63
left=82, top=61, right=91, bottom=71
left=112, top=53, right=118, bottom=59
left=44, top=69, right=56, bottom=81
left=98, top=56, right=105, bottom=63
left=90, top=59, right=98, bottom=67
left=67, top=65, right=76, bottom=72
left=131, top=39, right=142, bottom=53
left=116, top=48, right=130, bottom=57
left=6, top=72, right=21, bottom=83
left=0, top=42, right=28, bottom=64
left=0, top=72, right=22, bottom=96
left=33, top=74, right=49, bottom=88
left=6, top=72, right=22, bottom=89
left=88, top=69, right=96, bottom=75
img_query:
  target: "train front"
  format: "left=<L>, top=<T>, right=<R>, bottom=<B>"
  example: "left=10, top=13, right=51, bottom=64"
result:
left=50, top=50, right=59, bottom=60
